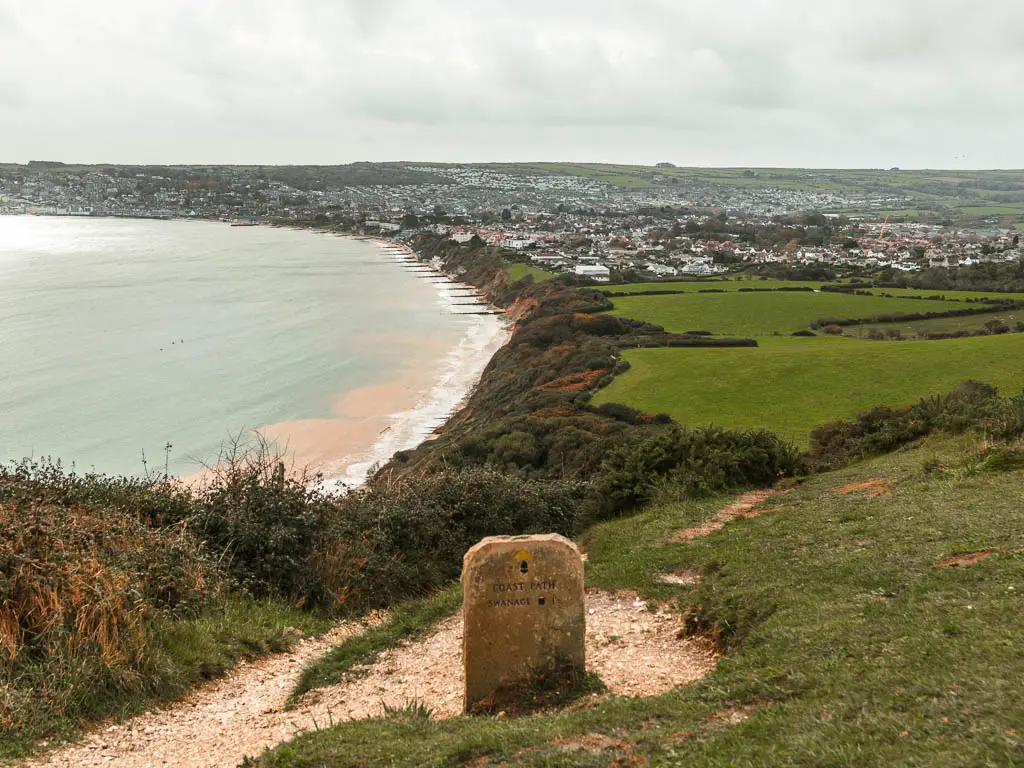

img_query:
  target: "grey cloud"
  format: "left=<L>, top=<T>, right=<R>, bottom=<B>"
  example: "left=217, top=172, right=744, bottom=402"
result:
left=1, top=0, right=1023, bottom=166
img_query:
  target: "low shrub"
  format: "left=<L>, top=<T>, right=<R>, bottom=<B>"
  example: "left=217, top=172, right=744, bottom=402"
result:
left=984, top=319, right=1010, bottom=335
left=591, top=402, right=642, bottom=424
left=0, top=476, right=226, bottom=748
left=987, top=392, right=1024, bottom=442
left=328, top=470, right=588, bottom=610
left=180, top=439, right=355, bottom=610
left=585, top=425, right=801, bottom=519
left=806, top=381, right=1001, bottom=471
left=810, top=303, right=1024, bottom=330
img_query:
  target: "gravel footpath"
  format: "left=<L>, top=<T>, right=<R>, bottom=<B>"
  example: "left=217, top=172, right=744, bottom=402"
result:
left=29, top=591, right=716, bottom=768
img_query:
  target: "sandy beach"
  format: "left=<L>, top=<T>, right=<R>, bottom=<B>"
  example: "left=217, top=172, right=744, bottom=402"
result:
left=253, top=238, right=510, bottom=491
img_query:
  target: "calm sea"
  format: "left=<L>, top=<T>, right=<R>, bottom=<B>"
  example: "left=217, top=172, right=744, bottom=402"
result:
left=0, top=217, right=482, bottom=478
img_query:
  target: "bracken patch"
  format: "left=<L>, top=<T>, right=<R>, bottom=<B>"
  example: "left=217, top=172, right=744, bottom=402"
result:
left=529, top=405, right=578, bottom=420
left=551, top=733, right=630, bottom=754
left=837, top=479, right=894, bottom=498
left=534, top=369, right=608, bottom=393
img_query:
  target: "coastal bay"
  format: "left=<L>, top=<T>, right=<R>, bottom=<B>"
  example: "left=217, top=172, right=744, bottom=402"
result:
left=0, top=217, right=506, bottom=484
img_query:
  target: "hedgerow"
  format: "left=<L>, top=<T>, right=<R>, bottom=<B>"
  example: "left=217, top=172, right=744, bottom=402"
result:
left=806, top=381, right=1002, bottom=471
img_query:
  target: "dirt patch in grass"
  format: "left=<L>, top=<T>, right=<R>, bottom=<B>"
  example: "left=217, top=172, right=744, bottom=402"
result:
left=551, top=733, right=630, bottom=754
left=657, top=569, right=702, bottom=586
left=706, top=706, right=755, bottom=727
left=837, top=479, right=894, bottom=498
left=936, top=546, right=1024, bottom=568
left=672, top=488, right=792, bottom=543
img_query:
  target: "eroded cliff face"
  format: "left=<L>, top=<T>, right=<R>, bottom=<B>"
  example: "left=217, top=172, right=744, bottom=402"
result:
left=504, top=295, right=541, bottom=324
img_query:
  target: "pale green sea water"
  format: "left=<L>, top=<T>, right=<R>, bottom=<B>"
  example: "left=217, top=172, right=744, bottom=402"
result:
left=0, top=217, right=477, bottom=478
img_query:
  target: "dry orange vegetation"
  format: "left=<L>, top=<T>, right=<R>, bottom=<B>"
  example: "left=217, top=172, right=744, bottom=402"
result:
left=530, top=405, right=579, bottom=419
left=534, top=369, right=608, bottom=393
left=0, top=503, right=213, bottom=658
left=836, top=479, right=894, bottom=498
left=534, top=342, right=576, bottom=366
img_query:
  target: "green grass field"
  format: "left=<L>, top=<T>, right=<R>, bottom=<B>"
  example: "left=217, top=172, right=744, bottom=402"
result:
left=506, top=262, right=554, bottom=282
left=609, top=280, right=1024, bottom=302
left=853, top=310, right=1024, bottom=338
left=249, top=433, right=1024, bottom=767
left=956, top=205, right=1024, bottom=216
left=605, top=292, right=965, bottom=337
left=594, top=334, right=1024, bottom=445
left=607, top=279, right=818, bottom=293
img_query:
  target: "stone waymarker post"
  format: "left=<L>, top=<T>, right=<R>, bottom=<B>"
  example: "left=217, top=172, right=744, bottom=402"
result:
left=461, top=533, right=585, bottom=712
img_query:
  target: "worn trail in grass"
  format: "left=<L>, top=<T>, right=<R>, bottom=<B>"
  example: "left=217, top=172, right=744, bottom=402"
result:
left=26, top=621, right=369, bottom=768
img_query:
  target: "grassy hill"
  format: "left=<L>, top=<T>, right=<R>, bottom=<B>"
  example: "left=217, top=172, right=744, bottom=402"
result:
left=7, top=238, right=1024, bottom=766
left=506, top=262, right=554, bottom=282
left=247, top=430, right=1024, bottom=767
left=479, top=163, right=1024, bottom=223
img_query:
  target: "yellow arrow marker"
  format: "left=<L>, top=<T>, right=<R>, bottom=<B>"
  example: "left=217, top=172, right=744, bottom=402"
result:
left=514, top=548, right=534, bottom=563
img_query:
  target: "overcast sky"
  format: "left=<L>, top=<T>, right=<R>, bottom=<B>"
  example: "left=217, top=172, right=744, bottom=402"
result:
left=2, top=0, right=1022, bottom=168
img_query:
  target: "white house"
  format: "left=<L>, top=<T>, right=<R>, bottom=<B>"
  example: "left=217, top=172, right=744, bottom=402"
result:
left=647, top=263, right=679, bottom=277
left=575, top=264, right=611, bottom=282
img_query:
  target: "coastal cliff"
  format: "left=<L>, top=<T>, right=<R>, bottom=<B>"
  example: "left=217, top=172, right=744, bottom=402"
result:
left=373, top=233, right=761, bottom=485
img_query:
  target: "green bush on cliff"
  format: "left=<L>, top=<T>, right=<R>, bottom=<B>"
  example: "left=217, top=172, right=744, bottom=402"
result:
left=586, top=425, right=802, bottom=518
left=327, top=469, right=587, bottom=610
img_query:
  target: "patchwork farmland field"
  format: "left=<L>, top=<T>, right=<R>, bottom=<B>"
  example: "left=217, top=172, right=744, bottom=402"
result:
left=852, top=308, right=1024, bottom=338
left=605, top=290, right=966, bottom=337
left=608, top=279, right=1024, bottom=302
left=596, top=286, right=1024, bottom=445
left=594, top=334, right=1024, bottom=446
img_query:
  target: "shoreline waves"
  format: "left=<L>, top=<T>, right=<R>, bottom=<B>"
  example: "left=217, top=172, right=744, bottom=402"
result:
left=258, top=237, right=510, bottom=493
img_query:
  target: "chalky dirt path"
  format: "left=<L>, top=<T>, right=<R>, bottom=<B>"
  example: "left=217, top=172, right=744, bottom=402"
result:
left=30, top=591, right=717, bottom=768
left=671, top=488, right=791, bottom=543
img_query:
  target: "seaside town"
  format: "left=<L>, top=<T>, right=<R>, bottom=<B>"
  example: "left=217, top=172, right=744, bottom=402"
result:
left=1, top=161, right=1020, bottom=282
